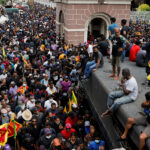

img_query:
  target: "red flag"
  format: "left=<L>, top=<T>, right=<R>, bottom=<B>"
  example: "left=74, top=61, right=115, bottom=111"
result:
left=8, top=120, right=22, bottom=138
left=0, top=123, right=8, bottom=146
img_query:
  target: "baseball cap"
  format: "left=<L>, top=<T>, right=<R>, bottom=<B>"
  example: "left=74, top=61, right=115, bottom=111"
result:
left=65, top=123, right=72, bottom=129
left=84, top=121, right=90, bottom=127
left=4, top=144, right=11, bottom=150
left=44, top=128, right=52, bottom=135
left=72, top=103, right=77, bottom=109
left=1, top=109, right=7, bottom=114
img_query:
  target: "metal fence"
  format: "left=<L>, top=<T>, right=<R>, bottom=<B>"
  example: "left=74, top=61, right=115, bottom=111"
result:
left=130, top=11, right=150, bottom=23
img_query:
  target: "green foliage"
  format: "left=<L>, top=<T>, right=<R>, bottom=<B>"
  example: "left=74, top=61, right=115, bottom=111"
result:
left=137, top=4, right=150, bottom=11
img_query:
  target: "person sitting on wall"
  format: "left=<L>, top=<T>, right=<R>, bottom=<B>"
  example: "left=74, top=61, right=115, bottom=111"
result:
left=101, top=68, right=138, bottom=117
left=83, top=46, right=104, bottom=79
left=129, top=40, right=141, bottom=62
left=136, top=49, right=146, bottom=67
left=119, top=92, right=150, bottom=150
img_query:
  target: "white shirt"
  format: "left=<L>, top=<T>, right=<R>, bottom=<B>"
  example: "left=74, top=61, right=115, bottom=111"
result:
left=41, top=79, right=48, bottom=87
left=46, top=86, right=57, bottom=95
left=87, top=44, right=93, bottom=56
left=27, top=101, right=35, bottom=109
left=124, top=76, right=138, bottom=101
left=0, top=74, right=7, bottom=81
left=44, top=99, right=58, bottom=110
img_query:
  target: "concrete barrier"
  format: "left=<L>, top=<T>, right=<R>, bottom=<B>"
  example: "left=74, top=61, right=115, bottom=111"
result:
left=82, top=58, right=150, bottom=149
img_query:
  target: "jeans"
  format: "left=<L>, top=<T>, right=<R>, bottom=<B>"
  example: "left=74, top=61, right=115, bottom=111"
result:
left=84, top=60, right=96, bottom=78
left=122, top=44, right=133, bottom=61
left=107, top=90, right=133, bottom=113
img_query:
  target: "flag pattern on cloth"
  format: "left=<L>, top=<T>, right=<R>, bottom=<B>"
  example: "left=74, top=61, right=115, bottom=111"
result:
left=0, top=123, right=8, bottom=146
left=64, top=106, right=68, bottom=113
left=21, top=54, right=28, bottom=66
left=8, top=120, right=22, bottom=138
left=22, top=55, right=28, bottom=66
left=3, top=47, right=6, bottom=58
left=72, top=91, right=77, bottom=104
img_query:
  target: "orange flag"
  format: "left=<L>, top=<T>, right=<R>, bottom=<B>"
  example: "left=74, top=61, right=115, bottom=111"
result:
left=8, top=120, right=22, bottom=138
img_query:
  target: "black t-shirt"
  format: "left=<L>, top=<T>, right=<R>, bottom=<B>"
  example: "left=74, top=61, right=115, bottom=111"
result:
left=98, top=41, right=109, bottom=56
left=121, top=26, right=129, bottom=38
left=111, top=35, right=127, bottom=57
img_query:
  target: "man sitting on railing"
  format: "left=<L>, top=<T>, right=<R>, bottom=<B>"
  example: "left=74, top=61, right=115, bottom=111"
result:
left=101, top=68, right=138, bottom=117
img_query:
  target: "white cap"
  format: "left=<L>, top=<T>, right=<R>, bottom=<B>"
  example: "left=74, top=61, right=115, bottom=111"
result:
left=84, top=121, right=90, bottom=127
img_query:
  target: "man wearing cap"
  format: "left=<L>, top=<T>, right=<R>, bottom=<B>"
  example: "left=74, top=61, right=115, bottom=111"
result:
left=61, top=123, right=76, bottom=139
left=9, top=81, right=18, bottom=98
left=39, top=128, right=55, bottom=149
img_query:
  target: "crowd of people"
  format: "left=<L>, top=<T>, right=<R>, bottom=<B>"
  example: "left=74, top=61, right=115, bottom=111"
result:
left=0, top=3, right=106, bottom=150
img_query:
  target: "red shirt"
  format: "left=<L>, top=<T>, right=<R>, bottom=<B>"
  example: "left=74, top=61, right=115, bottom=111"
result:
left=65, top=116, right=78, bottom=127
left=129, top=44, right=140, bottom=61
left=61, top=128, right=76, bottom=139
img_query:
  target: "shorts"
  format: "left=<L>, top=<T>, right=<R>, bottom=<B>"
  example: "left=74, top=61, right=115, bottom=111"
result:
left=134, top=117, right=150, bottom=137
left=112, top=56, right=121, bottom=67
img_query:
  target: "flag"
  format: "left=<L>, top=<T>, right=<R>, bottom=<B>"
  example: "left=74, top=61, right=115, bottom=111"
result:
left=64, top=106, right=68, bottom=113
left=8, top=120, right=22, bottom=138
left=72, top=91, right=77, bottom=104
left=22, top=56, right=28, bottom=66
left=68, top=99, right=72, bottom=113
left=3, top=48, right=6, bottom=58
left=21, top=54, right=28, bottom=66
left=0, top=123, right=8, bottom=146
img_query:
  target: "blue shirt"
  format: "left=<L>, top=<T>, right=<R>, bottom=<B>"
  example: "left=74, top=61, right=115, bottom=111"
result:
left=108, top=23, right=120, bottom=35
left=89, top=140, right=105, bottom=150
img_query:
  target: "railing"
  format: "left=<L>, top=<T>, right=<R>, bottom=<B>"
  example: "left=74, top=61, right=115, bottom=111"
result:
left=130, top=11, right=150, bottom=22
left=54, top=0, right=98, bottom=4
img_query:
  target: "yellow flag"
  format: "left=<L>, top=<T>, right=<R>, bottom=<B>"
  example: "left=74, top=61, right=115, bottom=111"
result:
left=64, top=106, right=68, bottom=113
left=72, top=91, right=77, bottom=104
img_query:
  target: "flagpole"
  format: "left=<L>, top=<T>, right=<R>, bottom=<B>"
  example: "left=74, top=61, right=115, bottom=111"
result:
left=12, top=120, right=17, bottom=150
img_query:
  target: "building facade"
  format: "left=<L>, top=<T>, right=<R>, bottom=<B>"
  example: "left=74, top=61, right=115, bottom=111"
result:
left=55, top=0, right=131, bottom=45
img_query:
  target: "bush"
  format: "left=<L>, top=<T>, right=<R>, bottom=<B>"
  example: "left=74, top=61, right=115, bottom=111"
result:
left=137, top=4, right=150, bottom=11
